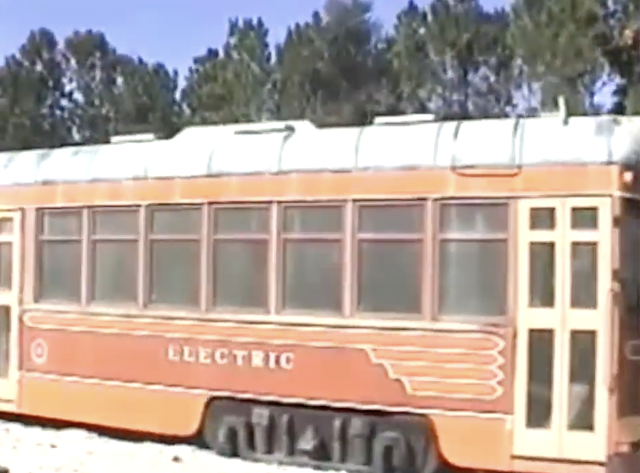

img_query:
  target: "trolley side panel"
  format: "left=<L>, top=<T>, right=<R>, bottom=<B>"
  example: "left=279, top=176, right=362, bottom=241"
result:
left=20, top=311, right=512, bottom=415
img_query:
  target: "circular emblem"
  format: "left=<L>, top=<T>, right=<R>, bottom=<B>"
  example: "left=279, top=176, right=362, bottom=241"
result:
left=30, top=338, right=48, bottom=365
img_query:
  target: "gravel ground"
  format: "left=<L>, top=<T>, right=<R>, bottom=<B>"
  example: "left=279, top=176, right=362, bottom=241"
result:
left=0, top=419, right=347, bottom=473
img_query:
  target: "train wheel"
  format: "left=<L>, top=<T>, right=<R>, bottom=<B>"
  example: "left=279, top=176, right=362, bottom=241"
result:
left=201, top=399, right=443, bottom=473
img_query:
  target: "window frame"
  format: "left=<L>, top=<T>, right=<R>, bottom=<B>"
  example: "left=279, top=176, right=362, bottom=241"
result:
left=35, top=208, right=85, bottom=304
left=88, top=206, right=141, bottom=306
left=351, top=200, right=430, bottom=320
left=433, top=199, right=513, bottom=324
left=145, top=204, right=204, bottom=309
left=276, top=202, right=346, bottom=315
left=209, top=204, right=271, bottom=313
left=31, top=198, right=514, bottom=327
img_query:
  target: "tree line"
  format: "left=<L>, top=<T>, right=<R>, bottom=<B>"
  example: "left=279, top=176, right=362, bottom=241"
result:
left=1, top=0, right=640, bottom=151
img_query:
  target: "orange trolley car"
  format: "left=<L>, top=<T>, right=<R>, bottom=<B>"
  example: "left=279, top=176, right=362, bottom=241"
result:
left=0, top=114, right=638, bottom=473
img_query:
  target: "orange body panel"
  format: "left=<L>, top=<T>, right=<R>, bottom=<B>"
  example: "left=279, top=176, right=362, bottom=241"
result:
left=0, top=161, right=628, bottom=473
left=18, top=311, right=513, bottom=470
left=20, top=312, right=512, bottom=413
left=19, top=377, right=512, bottom=470
left=19, top=375, right=208, bottom=435
left=0, top=165, right=621, bottom=208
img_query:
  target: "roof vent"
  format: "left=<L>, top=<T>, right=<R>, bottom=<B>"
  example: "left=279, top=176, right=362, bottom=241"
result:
left=539, top=96, right=569, bottom=125
left=373, top=114, right=436, bottom=125
left=109, top=133, right=157, bottom=144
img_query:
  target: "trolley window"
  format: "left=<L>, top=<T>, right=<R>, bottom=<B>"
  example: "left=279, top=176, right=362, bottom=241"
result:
left=148, top=206, right=201, bottom=307
left=37, top=209, right=82, bottom=302
left=436, top=201, right=508, bottom=319
left=211, top=206, right=269, bottom=311
left=355, top=203, right=424, bottom=318
left=90, top=208, right=139, bottom=304
left=280, top=205, right=343, bottom=313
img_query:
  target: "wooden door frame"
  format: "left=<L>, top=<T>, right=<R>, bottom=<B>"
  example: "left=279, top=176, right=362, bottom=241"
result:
left=560, top=197, right=611, bottom=462
left=512, top=198, right=564, bottom=459
left=512, top=197, right=611, bottom=463
left=0, top=210, right=21, bottom=402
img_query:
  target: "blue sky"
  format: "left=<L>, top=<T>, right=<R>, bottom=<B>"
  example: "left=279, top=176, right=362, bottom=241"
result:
left=0, top=0, right=505, bottom=81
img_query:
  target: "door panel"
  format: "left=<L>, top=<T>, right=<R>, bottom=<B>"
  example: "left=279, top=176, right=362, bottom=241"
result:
left=514, top=199, right=564, bottom=458
left=0, top=211, right=21, bottom=402
left=561, top=198, right=610, bottom=461
left=513, top=198, right=610, bottom=463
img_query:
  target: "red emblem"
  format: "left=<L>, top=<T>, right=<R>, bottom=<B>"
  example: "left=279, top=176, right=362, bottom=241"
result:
left=30, top=338, right=48, bottom=365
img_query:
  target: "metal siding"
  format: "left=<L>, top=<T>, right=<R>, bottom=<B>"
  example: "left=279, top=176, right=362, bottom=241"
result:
left=0, top=115, right=638, bottom=186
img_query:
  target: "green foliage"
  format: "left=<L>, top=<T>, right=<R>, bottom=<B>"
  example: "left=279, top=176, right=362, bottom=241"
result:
left=422, top=0, right=515, bottom=117
left=509, top=0, right=607, bottom=114
left=0, top=0, right=639, bottom=150
left=274, top=0, right=395, bottom=126
left=182, top=18, right=274, bottom=124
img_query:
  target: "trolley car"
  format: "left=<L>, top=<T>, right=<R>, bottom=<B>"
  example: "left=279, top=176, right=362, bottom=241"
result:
left=0, top=113, right=638, bottom=473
